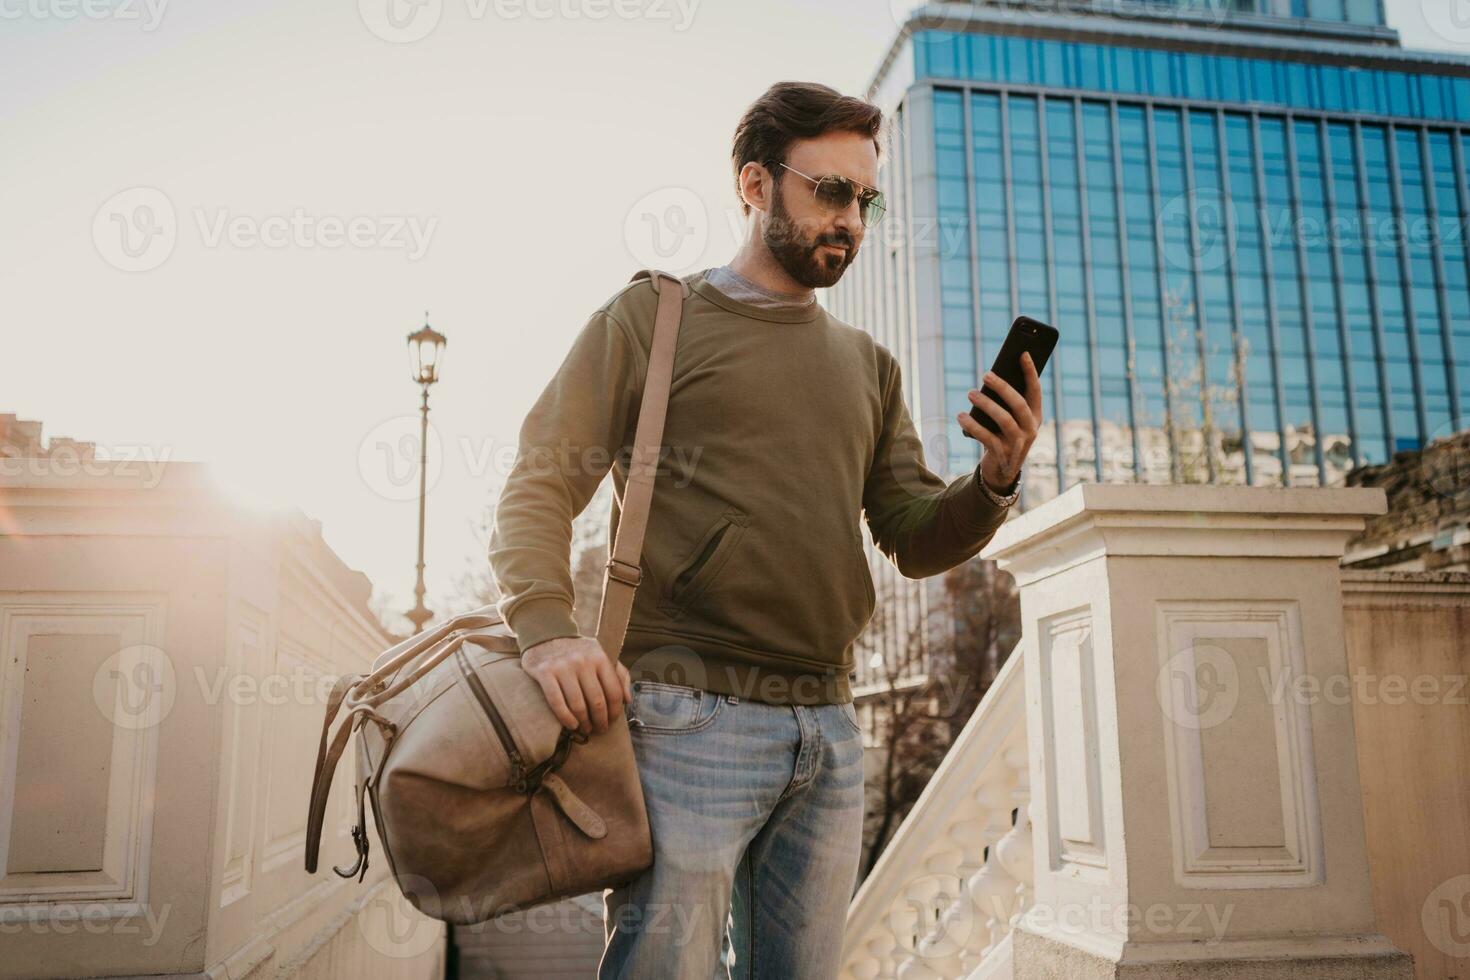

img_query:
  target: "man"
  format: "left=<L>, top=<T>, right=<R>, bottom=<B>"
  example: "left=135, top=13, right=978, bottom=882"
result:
left=488, top=80, right=1041, bottom=978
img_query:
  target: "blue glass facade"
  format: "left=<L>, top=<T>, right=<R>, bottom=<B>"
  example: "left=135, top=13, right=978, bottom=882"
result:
left=832, top=24, right=1470, bottom=502
left=830, top=9, right=1470, bottom=689
left=914, top=34, right=1470, bottom=124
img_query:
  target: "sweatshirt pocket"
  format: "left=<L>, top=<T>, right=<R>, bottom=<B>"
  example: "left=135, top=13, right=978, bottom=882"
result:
left=660, top=505, right=750, bottom=617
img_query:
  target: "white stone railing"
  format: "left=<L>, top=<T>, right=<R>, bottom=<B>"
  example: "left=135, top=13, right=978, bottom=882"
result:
left=840, top=650, right=1031, bottom=980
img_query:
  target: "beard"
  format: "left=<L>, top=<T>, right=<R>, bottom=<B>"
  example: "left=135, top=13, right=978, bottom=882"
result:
left=761, top=179, right=858, bottom=289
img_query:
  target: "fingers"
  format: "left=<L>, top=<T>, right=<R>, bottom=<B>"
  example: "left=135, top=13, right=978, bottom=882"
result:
left=977, top=371, right=1036, bottom=435
left=964, top=387, right=1023, bottom=443
left=590, top=655, right=631, bottom=734
left=535, top=672, right=580, bottom=731
left=576, top=668, right=611, bottom=735
left=557, top=672, right=591, bottom=734
left=1021, top=351, right=1044, bottom=421
left=956, top=408, right=1002, bottom=452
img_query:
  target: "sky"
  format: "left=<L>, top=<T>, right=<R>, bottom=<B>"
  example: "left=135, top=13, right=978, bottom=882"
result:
left=2, top=0, right=1465, bottom=633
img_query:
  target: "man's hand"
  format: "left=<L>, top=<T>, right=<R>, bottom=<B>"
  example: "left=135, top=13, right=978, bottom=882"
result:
left=521, top=636, right=633, bottom=735
left=957, top=351, right=1043, bottom=492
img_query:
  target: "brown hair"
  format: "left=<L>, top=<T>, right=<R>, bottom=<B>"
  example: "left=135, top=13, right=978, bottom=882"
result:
left=731, top=81, right=884, bottom=216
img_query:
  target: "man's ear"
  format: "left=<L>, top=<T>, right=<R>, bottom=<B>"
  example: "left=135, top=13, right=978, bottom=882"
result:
left=739, top=161, right=771, bottom=215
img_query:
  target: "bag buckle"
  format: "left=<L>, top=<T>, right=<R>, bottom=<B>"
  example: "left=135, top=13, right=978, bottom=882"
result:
left=516, top=726, right=588, bottom=795
left=605, top=558, right=643, bottom=588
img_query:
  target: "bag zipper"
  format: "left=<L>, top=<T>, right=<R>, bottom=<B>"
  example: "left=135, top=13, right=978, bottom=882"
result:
left=453, top=647, right=527, bottom=787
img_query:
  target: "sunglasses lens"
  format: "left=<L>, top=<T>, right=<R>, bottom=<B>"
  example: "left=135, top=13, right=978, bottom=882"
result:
left=862, top=192, right=886, bottom=227
left=813, top=175, right=857, bottom=210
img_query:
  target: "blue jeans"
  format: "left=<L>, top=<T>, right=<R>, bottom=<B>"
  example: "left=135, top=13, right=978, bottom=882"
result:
left=598, top=681, right=866, bottom=979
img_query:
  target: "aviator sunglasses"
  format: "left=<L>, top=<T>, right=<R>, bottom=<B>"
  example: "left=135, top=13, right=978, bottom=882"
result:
left=768, top=160, right=887, bottom=228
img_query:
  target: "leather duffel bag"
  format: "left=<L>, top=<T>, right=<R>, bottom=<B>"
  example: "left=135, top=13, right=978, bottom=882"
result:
left=303, top=268, right=690, bottom=924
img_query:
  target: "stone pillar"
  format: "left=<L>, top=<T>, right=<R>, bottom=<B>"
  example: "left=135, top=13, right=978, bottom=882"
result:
left=982, top=484, right=1412, bottom=979
left=0, top=461, right=444, bottom=979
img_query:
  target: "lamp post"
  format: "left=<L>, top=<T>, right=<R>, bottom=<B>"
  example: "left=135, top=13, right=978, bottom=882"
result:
left=405, top=315, right=446, bottom=634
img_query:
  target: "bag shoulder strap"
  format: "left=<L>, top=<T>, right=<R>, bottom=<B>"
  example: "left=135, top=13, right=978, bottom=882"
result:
left=594, top=269, right=686, bottom=661
left=305, top=269, right=683, bottom=876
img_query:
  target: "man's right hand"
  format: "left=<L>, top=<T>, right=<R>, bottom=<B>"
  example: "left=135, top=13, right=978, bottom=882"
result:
left=521, top=636, right=633, bottom=736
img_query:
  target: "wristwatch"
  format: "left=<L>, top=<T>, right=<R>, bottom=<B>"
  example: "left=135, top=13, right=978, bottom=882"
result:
left=979, top=466, right=1022, bottom=508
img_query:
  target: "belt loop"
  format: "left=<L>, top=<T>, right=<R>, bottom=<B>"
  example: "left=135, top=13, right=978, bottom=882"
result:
left=727, top=695, right=739, bottom=704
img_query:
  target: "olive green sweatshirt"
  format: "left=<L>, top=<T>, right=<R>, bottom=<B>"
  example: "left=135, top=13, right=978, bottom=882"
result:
left=487, top=268, right=1013, bottom=705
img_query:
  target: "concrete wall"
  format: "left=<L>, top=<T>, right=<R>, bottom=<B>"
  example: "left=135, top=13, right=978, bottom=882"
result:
left=1343, top=570, right=1470, bottom=980
left=0, top=461, right=443, bottom=980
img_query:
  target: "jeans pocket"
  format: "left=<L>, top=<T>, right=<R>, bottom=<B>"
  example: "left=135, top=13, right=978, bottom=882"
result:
left=628, top=681, right=724, bottom=735
left=836, top=699, right=863, bottom=737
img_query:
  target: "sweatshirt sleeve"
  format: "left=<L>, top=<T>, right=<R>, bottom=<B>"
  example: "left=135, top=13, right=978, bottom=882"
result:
left=488, top=309, right=646, bottom=652
left=861, top=351, right=1013, bottom=579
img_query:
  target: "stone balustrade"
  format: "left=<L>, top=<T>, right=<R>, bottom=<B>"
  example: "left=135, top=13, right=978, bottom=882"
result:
left=841, top=651, right=1031, bottom=979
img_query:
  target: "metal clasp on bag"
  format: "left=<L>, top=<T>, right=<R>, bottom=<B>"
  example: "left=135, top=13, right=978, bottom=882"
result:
left=605, top=558, right=642, bottom=588
left=515, top=726, right=589, bottom=795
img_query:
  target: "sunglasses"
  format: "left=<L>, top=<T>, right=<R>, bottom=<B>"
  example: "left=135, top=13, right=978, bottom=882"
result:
left=769, top=161, right=887, bottom=228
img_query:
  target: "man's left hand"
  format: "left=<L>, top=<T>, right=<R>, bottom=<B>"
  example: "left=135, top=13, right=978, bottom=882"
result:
left=956, top=351, right=1043, bottom=493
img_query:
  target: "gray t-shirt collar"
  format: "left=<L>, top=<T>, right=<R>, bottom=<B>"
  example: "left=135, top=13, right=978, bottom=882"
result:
left=704, top=265, right=815, bottom=311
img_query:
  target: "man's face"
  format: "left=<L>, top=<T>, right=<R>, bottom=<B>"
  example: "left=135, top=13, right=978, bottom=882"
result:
left=761, top=132, right=878, bottom=290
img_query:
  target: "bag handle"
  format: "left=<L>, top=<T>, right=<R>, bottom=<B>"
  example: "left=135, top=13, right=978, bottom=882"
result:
left=304, top=614, right=508, bottom=876
left=594, top=269, right=687, bottom=662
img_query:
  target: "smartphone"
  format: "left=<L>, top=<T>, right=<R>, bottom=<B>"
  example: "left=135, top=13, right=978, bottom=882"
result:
left=965, top=315, right=1058, bottom=439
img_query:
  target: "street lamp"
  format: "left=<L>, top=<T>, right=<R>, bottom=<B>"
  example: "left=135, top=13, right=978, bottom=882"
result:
left=405, top=314, right=446, bottom=633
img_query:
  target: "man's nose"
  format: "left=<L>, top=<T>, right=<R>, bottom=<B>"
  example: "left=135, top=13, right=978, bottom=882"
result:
left=832, top=200, right=863, bottom=241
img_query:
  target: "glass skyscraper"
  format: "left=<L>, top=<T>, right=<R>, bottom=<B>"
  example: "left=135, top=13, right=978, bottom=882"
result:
left=831, top=0, right=1470, bottom=691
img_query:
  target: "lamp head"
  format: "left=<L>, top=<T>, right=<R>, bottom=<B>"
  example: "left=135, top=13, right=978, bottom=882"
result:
left=408, top=314, right=447, bottom=385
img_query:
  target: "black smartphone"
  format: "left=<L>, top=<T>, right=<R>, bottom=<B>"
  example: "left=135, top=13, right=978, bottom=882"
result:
left=965, top=315, right=1058, bottom=438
